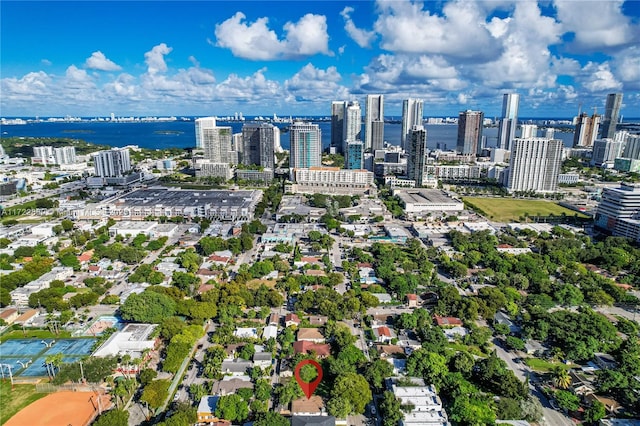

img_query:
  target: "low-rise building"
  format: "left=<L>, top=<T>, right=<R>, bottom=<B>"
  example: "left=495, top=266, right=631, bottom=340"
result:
left=297, top=328, right=325, bottom=343
left=0, top=308, right=19, bottom=325
left=92, top=323, right=157, bottom=358
left=389, top=377, right=448, bottom=426
left=394, top=189, right=464, bottom=220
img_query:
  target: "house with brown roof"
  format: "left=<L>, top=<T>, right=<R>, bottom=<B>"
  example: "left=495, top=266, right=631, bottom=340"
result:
left=77, top=249, right=94, bottom=263
left=373, top=326, right=396, bottom=343
left=285, top=313, right=301, bottom=327
left=291, top=395, right=325, bottom=415
left=211, top=378, right=253, bottom=396
left=376, top=344, right=405, bottom=358
left=292, top=341, right=331, bottom=358
left=0, top=308, right=19, bottom=325
left=406, top=293, right=418, bottom=308
left=297, top=328, right=325, bottom=343
left=268, top=313, right=280, bottom=326
left=434, top=315, right=463, bottom=327
left=307, top=315, right=328, bottom=326
left=13, top=309, right=39, bottom=325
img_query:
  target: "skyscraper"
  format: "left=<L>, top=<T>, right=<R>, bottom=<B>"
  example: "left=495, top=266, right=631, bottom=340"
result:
left=241, top=123, right=277, bottom=169
left=456, top=110, right=484, bottom=155
left=54, top=146, right=77, bottom=165
left=197, top=121, right=233, bottom=164
left=573, top=113, right=601, bottom=147
left=401, top=99, right=424, bottom=152
left=289, top=122, right=322, bottom=169
left=497, top=93, right=520, bottom=150
left=365, top=95, right=384, bottom=152
left=407, top=126, right=428, bottom=187
left=345, top=141, right=364, bottom=170
left=343, top=101, right=362, bottom=154
left=507, top=138, right=563, bottom=193
left=600, top=93, right=623, bottom=139
left=94, top=148, right=132, bottom=178
left=592, top=138, right=625, bottom=166
left=331, top=101, right=347, bottom=153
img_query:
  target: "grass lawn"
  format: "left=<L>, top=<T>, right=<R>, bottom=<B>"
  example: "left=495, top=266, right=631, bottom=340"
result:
left=524, top=357, right=577, bottom=372
left=246, top=279, right=277, bottom=290
left=0, top=381, right=47, bottom=424
left=462, top=197, right=588, bottom=222
left=0, top=329, right=72, bottom=343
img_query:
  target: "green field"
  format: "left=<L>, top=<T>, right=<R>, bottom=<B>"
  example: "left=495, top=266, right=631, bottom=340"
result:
left=0, top=381, right=47, bottom=424
left=462, top=197, right=588, bottom=222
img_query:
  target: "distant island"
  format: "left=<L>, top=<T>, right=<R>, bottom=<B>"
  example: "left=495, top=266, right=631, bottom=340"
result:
left=61, top=129, right=95, bottom=134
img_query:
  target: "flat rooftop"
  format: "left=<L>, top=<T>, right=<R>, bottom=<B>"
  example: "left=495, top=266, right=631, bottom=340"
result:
left=396, top=189, right=459, bottom=205
left=112, top=187, right=259, bottom=208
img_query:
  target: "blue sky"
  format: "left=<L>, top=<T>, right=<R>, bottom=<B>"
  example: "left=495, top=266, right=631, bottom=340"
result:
left=1, top=1, right=639, bottom=118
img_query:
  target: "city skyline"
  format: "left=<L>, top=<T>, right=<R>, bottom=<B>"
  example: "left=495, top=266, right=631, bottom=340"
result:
left=1, top=1, right=640, bottom=117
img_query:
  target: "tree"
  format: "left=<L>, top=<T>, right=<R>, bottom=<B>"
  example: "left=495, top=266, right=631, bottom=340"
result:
left=139, top=368, right=157, bottom=386
left=584, top=400, right=606, bottom=424
left=61, top=219, right=74, bottom=232
left=364, top=359, right=394, bottom=391
left=189, top=383, right=208, bottom=402
left=554, top=390, right=580, bottom=412
left=328, top=373, right=372, bottom=416
left=505, top=336, right=525, bottom=351
left=141, top=379, right=170, bottom=410
left=92, top=409, right=129, bottom=426
left=520, top=395, right=544, bottom=423
left=379, top=390, right=403, bottom=426
left=215, top=394, right=249, bottom=422
left=119, top=291, right=176, bottom=323
left=551, top=366, right=571, bottom=389
left=254, top=412, right=289, bottom=426
left=406, top=349, right=449, bottom=387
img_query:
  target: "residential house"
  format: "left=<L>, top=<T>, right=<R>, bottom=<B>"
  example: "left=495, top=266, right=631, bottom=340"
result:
left=233, top=327, right=259, bottom=339
left=13, top=309, right=39, bottom=325
left=211, top=377, right=253, bottom=396
left=376, top=344, right=405, bottom=358
left=372, top=293, right=392, bottom=304
left=0, top=308, right=19, bottom=325
left=292, top=341, right=331, bottom=358
left=443, top=326, right=468, bottom=341
left=434, top=315, right=463, bottom=327
left=291, top=416, right=336, bottom=426
left=291, top=395, right=325, bottom=416
left=570, top=371, right=596, bottom=396
left=253, top=352, right=273, bottom=369
left=494, top=311, right=521, bottom=334
left=389, top=377, right=449, bottom=426
left=297, top=328, right=325, bottom=343
left=407, top=293, right=419, bottom=308
left=263, top=324, right=278, bottom=341
left=220, top=359, right=252, bottom=376
left=268, top=313, right=280, bottom=326
left=306, top=316, right=328, bottom=327
left=373, top=326, right=396, bottom=343
left=286, top=313, right=301, bottom=327
left=197, top=396, right=229, bottom=425
left=594, top=353, right=618, bottom=370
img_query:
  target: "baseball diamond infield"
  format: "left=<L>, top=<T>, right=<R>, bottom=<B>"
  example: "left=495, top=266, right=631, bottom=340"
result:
left=5, top=391, right=112, bottom=426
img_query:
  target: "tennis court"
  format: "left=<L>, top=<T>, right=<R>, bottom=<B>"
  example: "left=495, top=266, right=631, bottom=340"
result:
left=0, top=338, right=96, bottom=378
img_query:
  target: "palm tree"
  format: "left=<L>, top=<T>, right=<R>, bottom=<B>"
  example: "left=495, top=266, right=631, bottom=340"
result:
left=552, top=366, right=572, bottom=389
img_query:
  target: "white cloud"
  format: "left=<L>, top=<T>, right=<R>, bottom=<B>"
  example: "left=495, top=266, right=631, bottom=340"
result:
left=611, top=46, right=640, bottom=90
left=580, top=62, right=623, bottom=92
left=41, top=59, right=52, bottom=67
left=284, top=63, right=349, bottom=101
left=341, top=6, right=376, bottom=48
left=145, top=43, right=172, bottom=74
left=85, top=51, right=122, bottom=71
left=214, top=12, right=330, bottom=60
left=554, top=0, right=638, bottom=51
left=374, top=0, right=500, bottom=60
left=1, top=71, right=51, bottom=100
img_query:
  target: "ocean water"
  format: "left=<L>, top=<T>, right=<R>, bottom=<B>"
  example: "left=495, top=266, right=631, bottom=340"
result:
left=0, top=120, right=575, bottom=151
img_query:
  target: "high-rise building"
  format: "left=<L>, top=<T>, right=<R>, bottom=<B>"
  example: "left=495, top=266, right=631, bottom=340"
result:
left=595, top=183, right=640, bottom=242
left=241, top=123, right=277, bottom=169
left=343, top=101, right=362, bottom=154
left=195, top=118, right=233, bottom=164
left=600, top=93, right=623, bottom=140
left=365, top=95, right=384, bottom=152
left=32, top=146, right=55, bottom=165
left=331, top=101, right=347, bottom=153
left=195, top=117, right=217, bottom=149
left=94, top=148, right=132, bottom=178
left=497, top=93, right=520, bottom=150
left=401, top=99, right=424, bottom=152
left=623, top=134, right=640, bottom=160
left=289, top=122, right=322, bottom=169
left=456, top=110, right=484, bottom=155
left=573, top=113, right=601, bottom=147
left=54, top=146, right=77, bottom=165
left=407, top=126, right=428, bottom=187
left=507, top=138, right=562, bottom=193
left=592, top=138, right=625, bottom=166
left=520, top=124, right=538, bottom=139
left=345, top=141, right=364, bottom=170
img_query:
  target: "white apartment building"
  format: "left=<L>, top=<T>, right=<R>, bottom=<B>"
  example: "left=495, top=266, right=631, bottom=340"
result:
left=32, top=146, right=55, bottom=165
left=287, top=167, right=375, bottom=195
left=592, top=138, right=625, bottom=167
left=94, top=148, right=132, bottom=177
left=507, top=138, right=563, bottom=193
left=289, top=122, right=322, bottom=169
left=595, top=182, right=640, bottom=242
left=54, top=146, right=77, bottom=165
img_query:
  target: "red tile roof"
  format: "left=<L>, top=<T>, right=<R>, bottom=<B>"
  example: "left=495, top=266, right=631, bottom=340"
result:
left=292, top=341, right=331, bottom=357
left=285, top=313, right=301, bottom=324
left=407, top=293, right=418, bottom=301
left=375, top=326, right=392, bottom=337
left=434, top=315, right=463, bottom=326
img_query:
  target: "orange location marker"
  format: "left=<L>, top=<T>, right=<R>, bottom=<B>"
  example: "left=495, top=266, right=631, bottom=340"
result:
left=294, top=359, right=323, bottom=399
